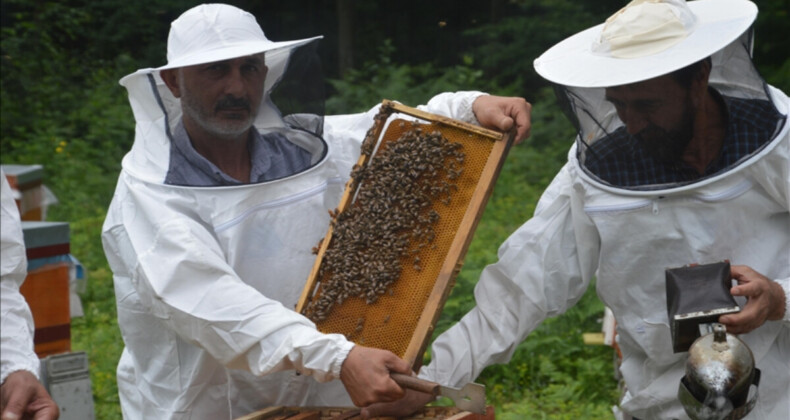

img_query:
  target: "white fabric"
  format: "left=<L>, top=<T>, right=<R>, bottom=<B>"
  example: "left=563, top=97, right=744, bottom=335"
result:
left=0, top=169, right=40, bottom=384
left=533, top=0, right=757, bottom=87
left=592, top=0, right=697, bottom=58
left=420, top=85, right=790, bottom=420
left=158, top=4, right=320, bottom=71
left=102, top=77, right=484, bottom=417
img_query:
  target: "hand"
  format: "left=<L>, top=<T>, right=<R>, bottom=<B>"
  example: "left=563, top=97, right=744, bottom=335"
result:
left=339, top=345, right=411, bottom=407
left=719, top=265, right=786, bottom=335
left=1, top=370, right=59, bottom=420
left=472, top=95, right=532, bottom=145
left=360, top=388, right=435, bottom=419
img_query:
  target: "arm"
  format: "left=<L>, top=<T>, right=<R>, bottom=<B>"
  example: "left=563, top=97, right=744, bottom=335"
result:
left=420, top=92, right=532, bottom=143
left=1, top=171, right=59, bottom=420
left=102, top=190, right=409, bottom=405
left=421, top=165, right=597, bottom=387
left=364, top=164, right=600, bottom=416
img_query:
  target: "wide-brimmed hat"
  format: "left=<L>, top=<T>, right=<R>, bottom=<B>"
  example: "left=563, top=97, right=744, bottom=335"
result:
left=157, top=3, right=320, bottom=71
left=533, top=0, right=757, bottom=88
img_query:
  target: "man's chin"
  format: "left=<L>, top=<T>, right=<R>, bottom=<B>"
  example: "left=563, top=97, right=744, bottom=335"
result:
left=637, top=135, right=690, bottom=163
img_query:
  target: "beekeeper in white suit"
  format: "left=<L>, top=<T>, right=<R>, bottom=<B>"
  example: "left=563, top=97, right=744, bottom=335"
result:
left=101, top=3, right=531, bottom=419
left=1, top=170, right=59, bottom=420
left=364, top=0, right=789, bottom=419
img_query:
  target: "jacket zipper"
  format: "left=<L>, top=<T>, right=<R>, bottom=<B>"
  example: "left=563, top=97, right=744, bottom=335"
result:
left=215, top=177, right=345, bottom=232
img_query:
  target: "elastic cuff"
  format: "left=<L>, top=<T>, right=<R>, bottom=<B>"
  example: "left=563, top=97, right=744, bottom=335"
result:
left=778, top=277, right=790, bottom=322
left=1, top=365, right=41, bottom=386
left=330, top=340, right=356, bottom=380
left=464, top=92, right=487, bottom=125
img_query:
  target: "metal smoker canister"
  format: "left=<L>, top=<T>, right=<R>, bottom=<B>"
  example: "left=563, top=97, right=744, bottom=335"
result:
left=678, top=324, right=761, bottom=420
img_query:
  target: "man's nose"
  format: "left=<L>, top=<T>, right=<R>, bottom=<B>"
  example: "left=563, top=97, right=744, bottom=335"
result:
left=223, top=68, right=246, bottom=96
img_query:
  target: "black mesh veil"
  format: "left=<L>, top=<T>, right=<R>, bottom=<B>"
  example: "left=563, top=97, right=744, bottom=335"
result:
left=554, top=28, right=786, bottom=191
left=268, top=41, right=325, bottom=138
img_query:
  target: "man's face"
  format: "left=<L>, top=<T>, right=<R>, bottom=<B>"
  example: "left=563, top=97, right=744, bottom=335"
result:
left=171, top=54, right=268, bottom=139
left=605, top=75, right=696, bottom=162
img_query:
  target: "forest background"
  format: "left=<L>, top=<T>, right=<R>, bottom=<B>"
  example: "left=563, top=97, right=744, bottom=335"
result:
left=1, top=0, right=788, bottom=419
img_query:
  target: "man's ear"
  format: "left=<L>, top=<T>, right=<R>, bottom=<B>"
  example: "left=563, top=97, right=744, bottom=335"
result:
left=160, top=69, right=181, bottom=98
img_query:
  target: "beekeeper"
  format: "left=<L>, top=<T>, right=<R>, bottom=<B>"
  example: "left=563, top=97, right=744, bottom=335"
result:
left=101, top=3, right=531, bottom=419
left=1, top=169, right=59, bottom=420
left=363, top=0, right=789, bottom=419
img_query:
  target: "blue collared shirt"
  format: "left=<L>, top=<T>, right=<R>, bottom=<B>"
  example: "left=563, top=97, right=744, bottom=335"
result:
left=164, top=121, right=314, bottom=186
left=583, top=93, right=785, bottom=189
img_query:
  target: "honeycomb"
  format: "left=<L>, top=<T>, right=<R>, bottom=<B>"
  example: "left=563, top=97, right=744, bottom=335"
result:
left=298, top=102, right=509, bottom=365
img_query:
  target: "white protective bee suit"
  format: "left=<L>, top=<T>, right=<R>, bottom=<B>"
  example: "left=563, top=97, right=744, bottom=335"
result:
left=419, top=1, right=790, bottom=419
left=0, top=169, right=40, bottom=385
left=101, top=4, right=484, bottom=419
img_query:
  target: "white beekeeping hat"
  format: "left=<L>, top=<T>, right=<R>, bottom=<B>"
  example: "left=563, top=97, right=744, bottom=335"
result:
left=533, top=0, right=757, bottom=88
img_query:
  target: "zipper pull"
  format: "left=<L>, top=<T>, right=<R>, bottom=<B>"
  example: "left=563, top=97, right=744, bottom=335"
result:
left=652, top=196, right=666, bottom=215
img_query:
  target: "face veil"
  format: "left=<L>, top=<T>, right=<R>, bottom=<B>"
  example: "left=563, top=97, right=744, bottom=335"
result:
left=554, top=29, right=786, bottom=191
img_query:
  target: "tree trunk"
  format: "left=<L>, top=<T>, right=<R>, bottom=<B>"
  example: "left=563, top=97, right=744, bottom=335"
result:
left=337, top=0, right=354, bottom=76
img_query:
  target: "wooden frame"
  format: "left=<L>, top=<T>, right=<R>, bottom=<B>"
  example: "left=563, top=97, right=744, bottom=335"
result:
left=296, top=100, right=514, bottom=369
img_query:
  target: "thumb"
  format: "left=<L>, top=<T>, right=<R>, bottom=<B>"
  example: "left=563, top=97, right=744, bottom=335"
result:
left=497, top=115, right=514, bottom=132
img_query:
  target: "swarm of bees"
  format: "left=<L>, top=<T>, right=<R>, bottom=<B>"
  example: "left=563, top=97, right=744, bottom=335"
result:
left=304, top=124, right=465, bottom=322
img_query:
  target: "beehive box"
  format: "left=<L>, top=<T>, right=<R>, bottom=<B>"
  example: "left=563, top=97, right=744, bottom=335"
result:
left=296, top=100, right=513, bottom=368
left=2, top=164, right=46, bottom=221
left=236, top=405, right=495, bottom=420
left=19, top=221, right=72, bottom=357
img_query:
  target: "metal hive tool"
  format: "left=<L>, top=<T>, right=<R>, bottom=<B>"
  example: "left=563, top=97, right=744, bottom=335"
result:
left=296, top=100, right=514, bottom=369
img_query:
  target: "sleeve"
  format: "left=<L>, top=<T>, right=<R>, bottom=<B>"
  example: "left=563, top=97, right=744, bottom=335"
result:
left=324, top=91, right=486, bottom=148
left=749, top=91, right=790, bottom=323
left=418, top=91, right=485, bottom=124
left=779, top=277, right=790, bottom=323
left=418, top=163, right=601, bottom=387
left=0, top=169, right=40, bottom=384
left=101, top=181, right=353, bottom=383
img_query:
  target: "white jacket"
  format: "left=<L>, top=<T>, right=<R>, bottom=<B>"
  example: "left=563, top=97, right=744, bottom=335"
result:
left=420, top=86, right=790, bottom=420
left=102, top=69, right=483, bottom=418
left=0, top=169, right=40, bottom=384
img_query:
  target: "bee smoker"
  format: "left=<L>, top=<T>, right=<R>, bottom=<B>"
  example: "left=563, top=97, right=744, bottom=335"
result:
left=665, top=261, right=761, bottom=420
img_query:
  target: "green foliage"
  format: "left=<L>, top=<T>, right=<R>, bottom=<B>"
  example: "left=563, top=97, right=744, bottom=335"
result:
left=461, top=0, right=613, bottom=97
left=1, top=3, right=133, bottom=417
left=326, top=40, right=487, bottom=114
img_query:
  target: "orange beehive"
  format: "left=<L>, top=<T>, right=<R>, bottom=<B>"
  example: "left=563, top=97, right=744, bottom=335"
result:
left=297, top=100, right=513, bottom=369
left=19, top=221, right=72, bottom=357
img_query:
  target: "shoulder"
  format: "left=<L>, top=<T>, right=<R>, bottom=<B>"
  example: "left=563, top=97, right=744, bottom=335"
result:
left=724, top=96, right=784, bottom=133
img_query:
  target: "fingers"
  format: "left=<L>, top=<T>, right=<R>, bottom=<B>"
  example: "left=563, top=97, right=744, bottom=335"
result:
left=28, top=396, right=60, bottom=420
left=719, top=303, right=764, bottom=334
left=1, top=375, right=34, bottom=420
left=512, top=100, right=532, bottom=143
left=383, top=352, right=412, bottom=375
left=340, top=346, right=409, bottom=407
left=1, top=371, right=59, bottom=420
left=360, top=389, right=435, bottom=419
left=472, top=95, right=532, bottom=145
left=719, top=265, right=785, bottom=334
